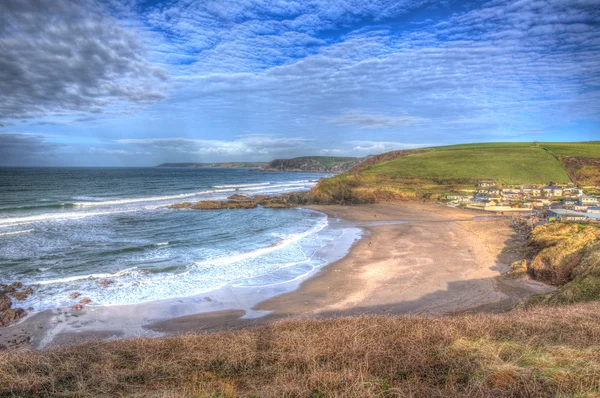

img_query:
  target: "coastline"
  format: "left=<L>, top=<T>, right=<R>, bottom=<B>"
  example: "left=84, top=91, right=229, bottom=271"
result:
left=0, top=201, right=554, bottom=350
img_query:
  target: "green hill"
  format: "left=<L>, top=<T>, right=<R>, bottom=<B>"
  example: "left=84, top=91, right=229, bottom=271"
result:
left=309, top=142, right=597, bottom=204
left=362, top=145, right=570, bottom=185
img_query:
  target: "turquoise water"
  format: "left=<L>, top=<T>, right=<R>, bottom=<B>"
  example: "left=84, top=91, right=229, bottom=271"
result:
left=0, top=168, right=344, bottom=311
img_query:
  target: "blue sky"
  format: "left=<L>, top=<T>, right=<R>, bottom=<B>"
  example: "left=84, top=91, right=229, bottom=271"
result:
left=1, top=0, right=599, bottom=166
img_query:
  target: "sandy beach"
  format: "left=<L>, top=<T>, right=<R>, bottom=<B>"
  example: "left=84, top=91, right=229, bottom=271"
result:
left=0, top=202, right=553, bottom=349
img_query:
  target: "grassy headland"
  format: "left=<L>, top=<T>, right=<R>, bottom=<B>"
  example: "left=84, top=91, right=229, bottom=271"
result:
left=305, top=142, right=598, bottom=204
left=361, top=146, right=569, bottom=185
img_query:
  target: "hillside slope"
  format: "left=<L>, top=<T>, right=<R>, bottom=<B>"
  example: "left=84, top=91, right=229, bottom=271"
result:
left=541, top=141, right=600, bottom=186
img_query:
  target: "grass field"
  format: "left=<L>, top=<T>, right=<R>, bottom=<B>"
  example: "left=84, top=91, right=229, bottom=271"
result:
left=2, top=303, right=599, bottom=397
left=542, top=142, right=600, bottom=158
left=361, top=146, right=570, bottom=185
left=432, top=142, right=534, bottom=151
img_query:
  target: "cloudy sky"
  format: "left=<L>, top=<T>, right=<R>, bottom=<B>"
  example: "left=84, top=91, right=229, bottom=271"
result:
left=1, top=0, right=599, bottom=166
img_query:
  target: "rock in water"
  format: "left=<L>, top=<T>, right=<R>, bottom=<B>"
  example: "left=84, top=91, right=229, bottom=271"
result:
left=0, top=294, right=11, bottom=312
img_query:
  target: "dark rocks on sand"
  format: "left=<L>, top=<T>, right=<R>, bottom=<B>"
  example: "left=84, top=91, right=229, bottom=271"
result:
left=252, top=194, right=271, bottom=203
left=190, top=200, right=258, bottom=210
left=170, top=202, right=192, bottom=209
left=0, top=307, right=27, bottom=327
left=10, top=291, right=29, bottom=300
left=0, top=294, right=11, bottom=312
left=0, top=282, right=23, bottom=294
left=227, top=194, right=251, bottom=201
left=261, top=200, right=292, bottom=208
left=1, top=282, right=31, bottom=327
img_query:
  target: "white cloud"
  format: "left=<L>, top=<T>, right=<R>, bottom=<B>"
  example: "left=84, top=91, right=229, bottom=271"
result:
left=350, top=141, right=430, bottom=154
left=117, top=135, right=312, bottom=158
left=329, top=111, right=427, bottom=129
left=89, top=147, right=151, bottom=156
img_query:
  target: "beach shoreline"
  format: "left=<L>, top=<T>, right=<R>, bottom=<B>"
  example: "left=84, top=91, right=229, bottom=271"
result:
left=0, top=201, right=554, bottom=350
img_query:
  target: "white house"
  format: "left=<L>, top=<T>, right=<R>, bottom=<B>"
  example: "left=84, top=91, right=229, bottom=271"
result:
left=542, top=186, right=563, bottom=196
left=580, top=196, right=599, bottom=206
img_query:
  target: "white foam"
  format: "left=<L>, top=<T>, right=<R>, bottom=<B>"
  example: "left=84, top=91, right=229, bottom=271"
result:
left=0, top=229, right=34, bottom=237
left=193, top=216, right=328, bottom=268
left=35, top=267, right=138, bottom=285
left=68, top=181, right=315, bottom=207
left=73, top=189, right=225, bottom=206
left=212, top=182, right=271, bottom=189
left=0, top=209, right=136, bottom=227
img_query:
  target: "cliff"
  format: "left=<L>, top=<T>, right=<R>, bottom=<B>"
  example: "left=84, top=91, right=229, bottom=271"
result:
left=261, top=156, right=362, bottom=173
left=518, top=223, right=600, bottom=305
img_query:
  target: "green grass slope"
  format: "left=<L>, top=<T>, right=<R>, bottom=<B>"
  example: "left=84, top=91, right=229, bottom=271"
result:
left=542, top=142, right=600, bottom=158
left=540, top=142, right=600, bottom=186
left=361, top=146, right=570, bottom=185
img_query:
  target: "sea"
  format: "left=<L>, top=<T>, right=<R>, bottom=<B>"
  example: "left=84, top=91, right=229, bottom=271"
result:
left=0, top=167, right=356, bottom=313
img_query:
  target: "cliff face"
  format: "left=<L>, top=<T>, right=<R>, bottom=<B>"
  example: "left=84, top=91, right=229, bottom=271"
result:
left=524, top=223, right=600, bottom=305
left=262, top=157, right=362, bottom=173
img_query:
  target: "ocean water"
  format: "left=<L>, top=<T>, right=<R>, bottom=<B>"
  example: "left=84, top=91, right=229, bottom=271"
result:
left=0, top=167, right=346, bottom=312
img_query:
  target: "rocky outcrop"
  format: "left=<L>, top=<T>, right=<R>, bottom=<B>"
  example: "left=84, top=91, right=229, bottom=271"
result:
left=0, top=308, right=27, bottom=327
left=0, top=295, right=11, bottom=312
left=524, top=224, right=600, bottom=306
left=170, top=202, right=192, bottom=209
left=0, top=282, right=30, bottom=327
left=190, top=200, right=258, bottom=210
left=227, top=194, right=251, bottom=201
left=527, top=224, right=600, bottom=286
left=171, top=192, right=319, bottom=211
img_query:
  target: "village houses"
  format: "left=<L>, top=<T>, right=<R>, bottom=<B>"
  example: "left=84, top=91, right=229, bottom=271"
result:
left=444, top=180, right=600, bottom=224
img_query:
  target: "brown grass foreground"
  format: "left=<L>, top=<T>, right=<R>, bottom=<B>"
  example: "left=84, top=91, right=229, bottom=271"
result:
left=2, top=303, right=600, bottom=397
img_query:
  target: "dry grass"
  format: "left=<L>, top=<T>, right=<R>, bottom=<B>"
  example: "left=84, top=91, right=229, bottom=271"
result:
left=2, top=303, right=600, bottom=397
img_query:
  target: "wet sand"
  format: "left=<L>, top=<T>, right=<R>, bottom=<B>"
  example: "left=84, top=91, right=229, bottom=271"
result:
left=0, top=202, right=553, bottom=349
